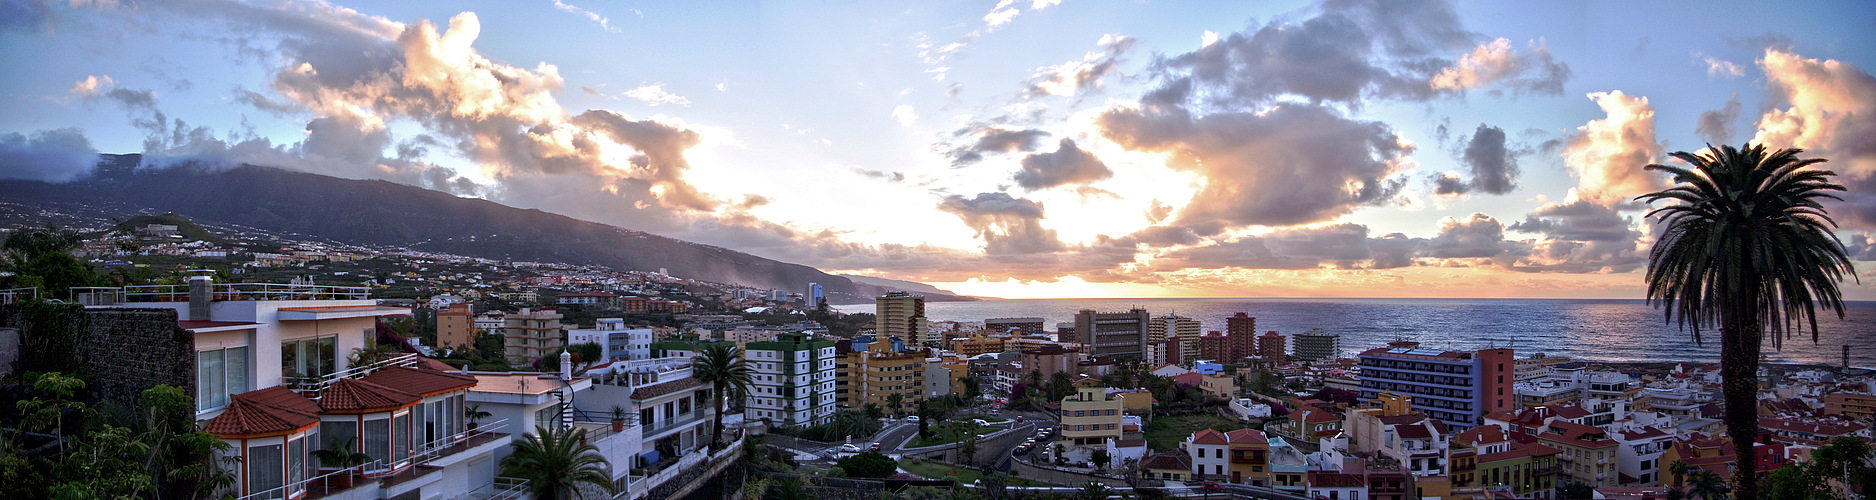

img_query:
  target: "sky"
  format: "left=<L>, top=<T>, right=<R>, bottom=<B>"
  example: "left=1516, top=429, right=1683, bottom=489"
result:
left=2, top=0, right=1874, bottom=300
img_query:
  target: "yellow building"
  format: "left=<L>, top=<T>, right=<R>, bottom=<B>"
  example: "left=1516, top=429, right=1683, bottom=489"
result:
left=876, top=292, right=929, bottom=347
left=948, top=333, right=1008, bottom=356
left=1148, top=314, right=1201, bottom=344
left=1059, top=384, right=1123, bottom=449
left=840, top=338, right=926, bottom=415
left=1116, top=390, right=1156, bottom=413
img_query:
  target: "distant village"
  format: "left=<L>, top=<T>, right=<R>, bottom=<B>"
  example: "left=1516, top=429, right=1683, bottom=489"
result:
left=0, top=218, right=1872, bottom=500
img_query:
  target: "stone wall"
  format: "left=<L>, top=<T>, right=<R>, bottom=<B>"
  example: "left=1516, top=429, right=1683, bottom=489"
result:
left=79, top=308, right=197, bottom=413
left=1, top=304, right=195, bottom=410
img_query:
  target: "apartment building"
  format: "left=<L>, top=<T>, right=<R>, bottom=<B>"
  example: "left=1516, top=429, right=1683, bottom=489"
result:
left=503, top=307, right=566, bottom=367
left=578, top=355, right=727, bottom=500
left=1291, top=329, right=1341, bottom=363
left=985, top=317, right=1045, bottom=336
left=1258, top=331, right=1286, bottom=361
left=744, top=332, right=838, bottom=427
left=1059, top=382, right=1124, bottom=449
left=1356, top=342, right=1514, bottom=432
left=841, top=338, right=926, bottom=415
left=1226, top=313, right=1257, bottom=361
left=1148, top=313, right=1200, bottom=345
left=1073, top=308, right=1150, bottom=361
left=79, top=276, right=510, bottom=499
left=876, top=292, right=930, bottom=347
left=567, top=318, right=654, bottom=362
left=436, top=303, right=475, bottom=349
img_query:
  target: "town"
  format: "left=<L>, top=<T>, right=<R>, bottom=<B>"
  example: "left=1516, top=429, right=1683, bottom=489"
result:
left=1, top=222, right=1871, bottom=500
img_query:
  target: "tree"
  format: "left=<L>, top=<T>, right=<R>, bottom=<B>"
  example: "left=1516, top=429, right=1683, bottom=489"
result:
left=1759, top=437, right=1876, bottom=499
left=835, top=451, right=897, bottom=478
left=1684, top=468, right=1731, bottom=500
left=1637, top=144, right=1856, bottom=500
left=887, top=392, right=907, bottom=416
left=961, top=376, right=983, bottom=402
left=1091, top=448, right=1111, bottom=471
left=1, top=225, right=100, bottom=299
left=1669, top=460, right=1688, bottom=489
left=981, top=471, right=1010, bottom=499
left=690, top=343, right=753, bottom=449
left=567, top=342, right=604, bottom=366
left=1049, top=371, right=1074, bottom=401
left=312, top=436, right=372, bottom=471
left=959, top=431, right=980, bottom=466
left=499, top=425, right=614, bottom=500
left=1075, top=481, right=1115, bottom=500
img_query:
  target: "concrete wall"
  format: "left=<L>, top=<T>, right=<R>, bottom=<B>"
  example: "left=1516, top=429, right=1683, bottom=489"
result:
left=1010, top=457, right=1132, bottom=488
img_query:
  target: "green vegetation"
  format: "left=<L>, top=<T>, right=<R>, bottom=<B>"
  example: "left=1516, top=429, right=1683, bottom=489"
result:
left=111, top=213, right=222, bottom=243
left=766, top=410, right=881, bottom=443
left=1638, top=144, right=1856, bottom=500
left=907, top=424, right=997, bottom=448
left=1, top=225, right=105, bottom=299
left=500, top=425, right=615, bottom=500
left=1759, top=437, right=1875, bottom=499
left=690, top=343, right=753, bottom=450
left=899, top=460, right=1055, bottom=487
left=0, top=373, right=232, bottom=499
left=834, top=451, right=897, bottom=478
left=1143, top=414, right=1244, bottom=451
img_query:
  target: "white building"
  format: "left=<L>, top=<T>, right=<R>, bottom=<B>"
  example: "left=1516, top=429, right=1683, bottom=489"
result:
left=742, top=332, right=838, bottom=427
left=578, top=355, right=733, bottom=499
left=82, top=276, right=515, bottom=499
left=568, top=318, right=655, bottom=362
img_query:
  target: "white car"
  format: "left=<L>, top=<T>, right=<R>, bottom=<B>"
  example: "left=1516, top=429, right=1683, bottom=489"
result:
left=906, top=416, right=921, bottom=422
left=838, top=443, right=862, bottom=453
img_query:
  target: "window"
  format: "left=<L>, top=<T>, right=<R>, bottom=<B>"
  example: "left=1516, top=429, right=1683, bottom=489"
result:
left=250, top=443, right=284, bottom=499
left=364, top=418, right=391, bottom=464
left=281, top=337, right=336, bottom=379
left=319, top=421, right=357, bottom=468
left=393, top=412, right=411, bottom=462
left=536, top=405, right=562, bottom=427
left=287, top=436, right=305, bottom=493
left=196, top=346, right=250, bottom=410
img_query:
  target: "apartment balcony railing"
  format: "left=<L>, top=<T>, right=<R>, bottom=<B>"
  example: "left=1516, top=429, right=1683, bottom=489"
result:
left=103, top=283, right=373, bottom=303
left=283, top=353, right=422, bottom=393
left=641, top=411, right=709, bottom=438
left=458, top=477, right=530, bottom=500
left=1, top=287, right=39, bottom=305
left=236, top=418, right=510, bottom=500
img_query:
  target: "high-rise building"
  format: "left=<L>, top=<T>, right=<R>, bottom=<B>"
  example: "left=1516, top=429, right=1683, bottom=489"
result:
left=805, top=282, right=824, bottom=307
left=875, top=291, right=927, bottom=347
left=1291, top=328, right=1341, bottom=363
left=840, top=337, right=926, bottom=415
left=1148, top=314, right=1201, bottom=345
left=744, top=332, right=839, bottom=427
left=1074, top=308, right=1151, bottom=360
left=436, top=303, right=475, bottom=349
left=504, top=307, right=565, bottom=367
left=1356, top=342, right=1514, bottom=431
left=1257, top=331, right=1286, bottom=361
left=1226, top=313, right=1257, bottom=361
left=1198, top=331, right=1229, bottom=361
left=985, top=317, right=1045, bottom=336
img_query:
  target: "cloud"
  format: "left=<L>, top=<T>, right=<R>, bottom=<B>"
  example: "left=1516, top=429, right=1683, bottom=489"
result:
left=1429, top=38, right=1571, bottom=96
left=67, top=74, right=156, bottom=109
left=0, top=128, right=97, bottom=182
left=936, top=192, right=1066, bottom=255
left=854, top=168, right=905, bottom=182
left=1701, top=55, right=1744, bottom=79
left=1750, top=48, right=1876, bottom=228
left=1025, top=34, right=1135, bottom=98
left=1424, top=212, right=1513, bottom=258
left=1561, top=90, right=1665, bottom=205
left=1098, top=100, right=1412, bottom=230
left=1450, top=123, right=1519, bottom=195
left=551, top=0, right=620, bottom=33
left=892, top=105, right=917, bottom=127
left=0, top=0, right=55, bottom=33
left=1695, top=94, right=1741, bottom=145
left=946, top=126, right=1050, bottom=166
left=1505, top=199, right=1647, bottom=273
left=1012, top=138, right=1111, bottom=190
left=620, top=84, right=690, bottom=106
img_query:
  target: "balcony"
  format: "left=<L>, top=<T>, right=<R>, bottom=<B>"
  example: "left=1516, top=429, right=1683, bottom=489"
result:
left=236, top=419, right=511, bottom=500
left=283, top=353, right=423, bottom=392
left=641, top=410, right=710, bottom=439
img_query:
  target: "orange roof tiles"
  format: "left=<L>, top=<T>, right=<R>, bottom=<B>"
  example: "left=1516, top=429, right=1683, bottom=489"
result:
left=1191, top=428, right=1229, bottom=445
left=204, top=387, right=321, bottom=439
left=360, top=365, right=477, bottom=398
left=319, top=377, right=420, bottom=413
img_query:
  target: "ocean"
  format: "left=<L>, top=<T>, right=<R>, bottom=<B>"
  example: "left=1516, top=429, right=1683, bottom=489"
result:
left=836, top=298, right=1876, bottom=367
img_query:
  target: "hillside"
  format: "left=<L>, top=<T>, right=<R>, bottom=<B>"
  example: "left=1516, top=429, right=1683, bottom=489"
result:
left=0, top=161, right=962, bottom=300
left=111, top=213, right=221, bottom=242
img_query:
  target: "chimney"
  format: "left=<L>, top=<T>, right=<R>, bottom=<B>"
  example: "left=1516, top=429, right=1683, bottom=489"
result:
left=187, top=270, right=213, bottom=321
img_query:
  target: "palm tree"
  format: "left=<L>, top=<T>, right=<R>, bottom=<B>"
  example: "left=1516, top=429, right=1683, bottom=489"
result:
left=887, top=392, right=907, bottom=416
left=1669, top=459, right=1687, bottom=489
left=500, top=425, right=614, bottom=500
left=1685, top=468, right=1731, bottom=500
left=690, top=343, right=752, bottom=449
left=1637, top=143, right=1856, bottom=500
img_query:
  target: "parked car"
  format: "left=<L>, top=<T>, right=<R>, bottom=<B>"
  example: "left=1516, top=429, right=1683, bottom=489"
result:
left=838, top=443, right=862, bottom=453
left=973, top=419, right=990, bottom=426
left=1013, top=445, right=1031, bottom=455
left=906, top=415, right=921, bottom=422
left=869, top=442, right=882, bottom=451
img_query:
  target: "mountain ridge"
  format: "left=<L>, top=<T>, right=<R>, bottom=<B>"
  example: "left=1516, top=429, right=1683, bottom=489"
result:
left=0, top=161, right=963, bottom=301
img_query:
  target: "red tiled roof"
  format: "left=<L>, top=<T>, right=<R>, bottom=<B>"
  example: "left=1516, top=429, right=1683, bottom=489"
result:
left=239, top=385, right=322, bottom=415
left=1397, top=425, right=1433, bottom=439
left=1140, top=449, right=1191, bottom=471
left=1454, top=425, right=1511, bottom=446
left=1191, top=428, right=1228, bottom=445
left=361, top=365, right=477, bottom=397
left=632, top=377, right=705, bottom=399
left=1478, top=442, right=1561, bottom=463
left=1379, top=414, right=1428, bottom=426
left=204, top=390, right=320, bottom=438
left=1115, top=438, right=1147, bottom=447
left=1224, top=429, right=1269, bottom=445
left=320, top=377, right=420, bottom=413
left=1308, top=471, right=1367, bottom=488
left=1172, top=372, right=1204, bottom=387
left=418, top=357, right=461, bottom=372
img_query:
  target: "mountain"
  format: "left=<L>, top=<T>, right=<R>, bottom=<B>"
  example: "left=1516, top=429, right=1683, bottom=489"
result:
left=0, top=161, right=959, bottom=300
left=839, top=274, right=980, bottom=302
left=111, top=213, right=222, bottom=242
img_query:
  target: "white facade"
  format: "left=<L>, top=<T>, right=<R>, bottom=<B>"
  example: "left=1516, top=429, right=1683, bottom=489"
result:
left=1187, top=437, right=1229, bottom=479
left=569, top=318, right=655, bottom=362
left=743, top=333, right=838, bottom=427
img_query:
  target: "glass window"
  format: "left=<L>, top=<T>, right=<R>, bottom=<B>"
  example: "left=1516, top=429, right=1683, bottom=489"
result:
left=319, top=421, right=356, bottom=468
left=393, top=413, right=411, bottom=461
left=287, top=436, right=305, bottom=491
left=364, top=418, right=391, bottom=465
left=249, top=443, right=284, bottom=499
left=198, top=349, right=225, bottom=409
